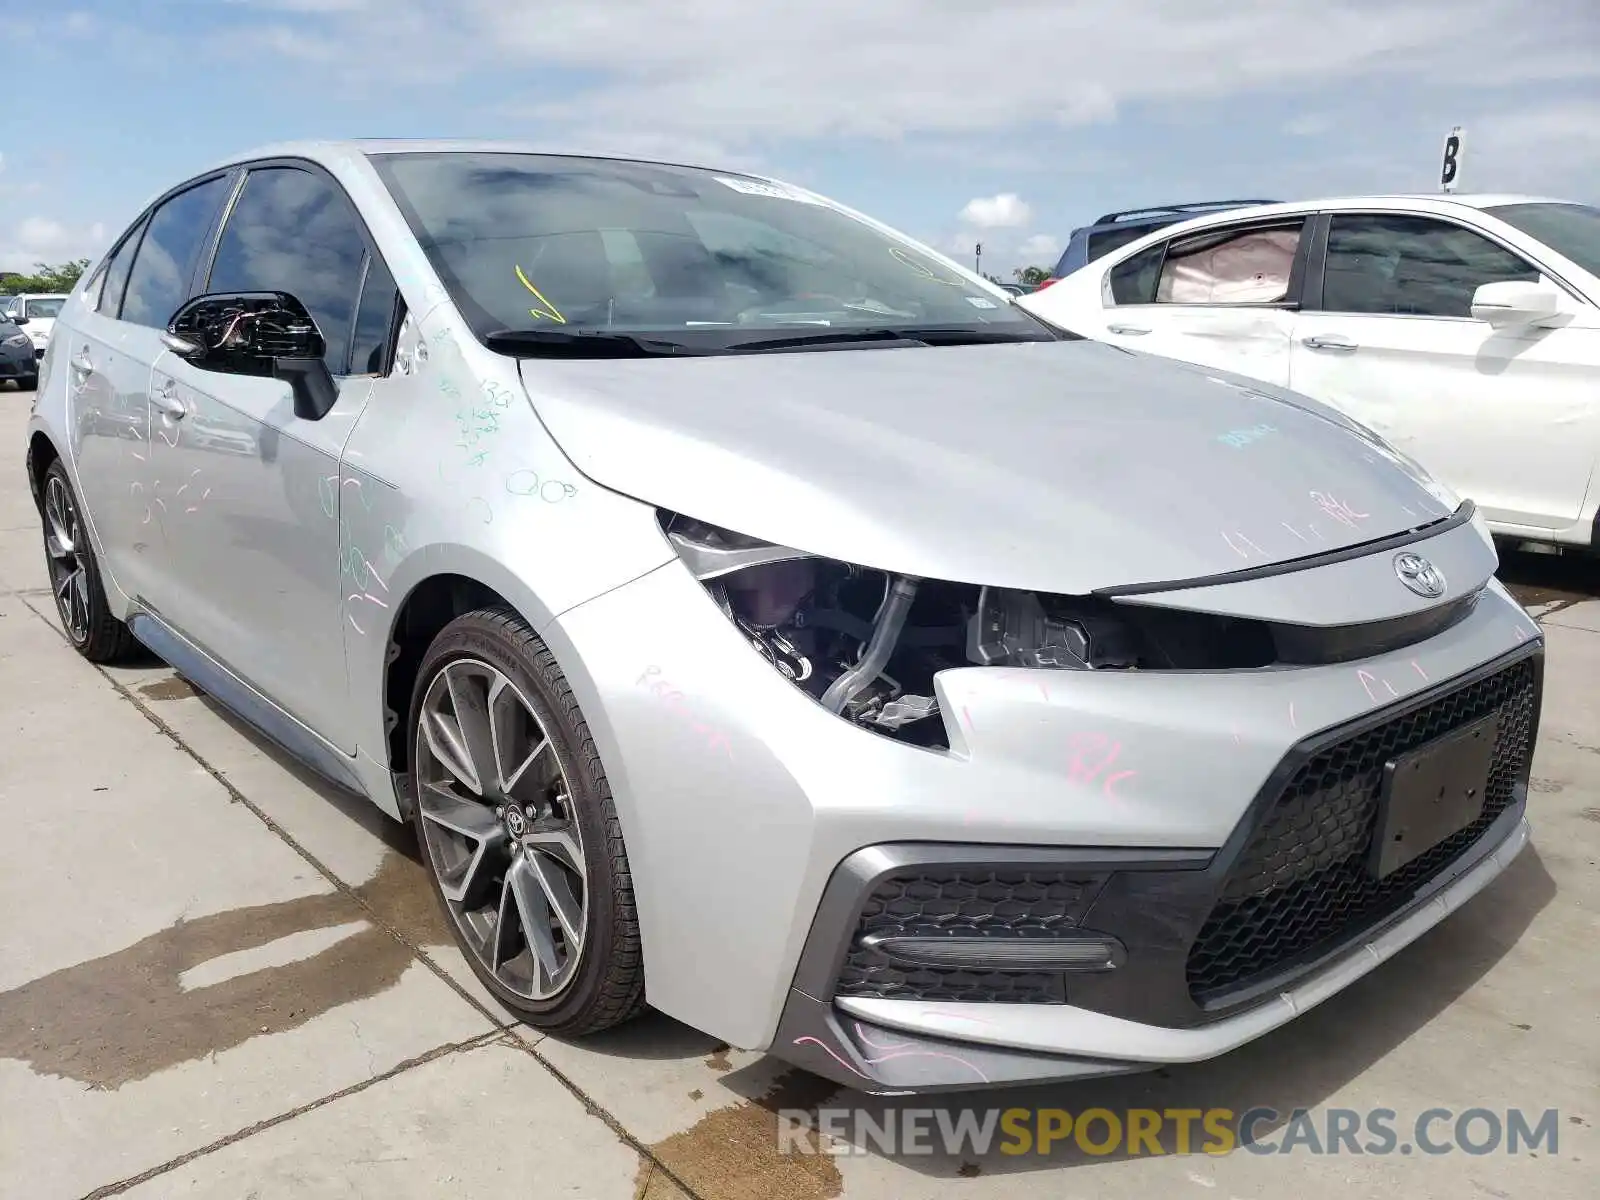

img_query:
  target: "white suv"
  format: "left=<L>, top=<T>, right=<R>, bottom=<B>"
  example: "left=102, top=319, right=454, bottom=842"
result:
left=1021, top=196, right=1600, bottom=552
left=2, top=292, right=69, bottom=358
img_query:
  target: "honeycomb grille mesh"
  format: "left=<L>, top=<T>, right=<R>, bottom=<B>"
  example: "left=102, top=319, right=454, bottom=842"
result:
left=1186, top=657, right=1537, bottom=1002
left=834, top=870, right=1101, bottom=1003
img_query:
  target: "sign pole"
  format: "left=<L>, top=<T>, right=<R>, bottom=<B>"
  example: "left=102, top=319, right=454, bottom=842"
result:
left=975, top=242, right=983, bottom=276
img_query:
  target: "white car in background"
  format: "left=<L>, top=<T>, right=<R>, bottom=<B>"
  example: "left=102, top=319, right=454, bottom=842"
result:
left=1021, top=196, right=1600, bottom=552
left=2, top=293, right=69, bottom=358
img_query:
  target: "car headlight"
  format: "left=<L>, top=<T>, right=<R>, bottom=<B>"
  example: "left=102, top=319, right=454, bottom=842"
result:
left=2, top=333, right=28, bottom=349
left=659, top=511, right=1278, bottom=748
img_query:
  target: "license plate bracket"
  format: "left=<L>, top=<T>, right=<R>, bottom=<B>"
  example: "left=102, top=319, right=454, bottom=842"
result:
left=1369, top=712, right=1498, bottom=879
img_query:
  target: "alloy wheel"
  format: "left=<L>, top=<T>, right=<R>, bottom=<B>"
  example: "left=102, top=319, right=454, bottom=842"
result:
left=415, top=658, right=589, bottom=1001
left=43, top=475, right=90, bottom=643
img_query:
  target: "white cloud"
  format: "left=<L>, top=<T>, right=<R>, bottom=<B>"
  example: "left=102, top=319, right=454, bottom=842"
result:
left=139, top=0, right=1598, bottom=153
left=0, top=217, right=107, bottom=274
left=1469, top=100, right=1600, bottom=196
left=1018, top=234, right=1062, bottom=262
left=959, top=193, right=1032, bottom=229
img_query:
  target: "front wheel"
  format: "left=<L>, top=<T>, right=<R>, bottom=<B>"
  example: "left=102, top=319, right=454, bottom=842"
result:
left=407, top=607, right=646, bottom=1034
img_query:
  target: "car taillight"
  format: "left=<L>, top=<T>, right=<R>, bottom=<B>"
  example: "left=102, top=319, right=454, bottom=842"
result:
left=1034, top=278, right=1059, bottom=291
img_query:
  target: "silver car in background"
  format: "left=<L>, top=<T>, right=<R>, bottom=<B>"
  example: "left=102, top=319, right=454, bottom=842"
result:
left=24, top=141, right=1543, bottom=1094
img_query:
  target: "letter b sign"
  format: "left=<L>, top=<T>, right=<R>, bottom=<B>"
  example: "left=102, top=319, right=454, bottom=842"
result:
left=1440, top=129, right=1463, bottom=191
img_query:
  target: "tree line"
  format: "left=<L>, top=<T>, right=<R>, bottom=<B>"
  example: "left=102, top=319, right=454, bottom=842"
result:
left=1, top=259, right=91, bottom=295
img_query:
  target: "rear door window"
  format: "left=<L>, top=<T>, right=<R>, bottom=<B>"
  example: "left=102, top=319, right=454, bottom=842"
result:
left=120, top=177, right=231, bottom=329
left=94, top=219, right=148, bottom=316
left=1106, top=220, right=1306, bottom=307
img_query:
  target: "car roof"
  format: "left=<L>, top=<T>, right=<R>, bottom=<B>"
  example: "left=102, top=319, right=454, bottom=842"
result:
left=200, top=138, right=739, bottom=179
left=1103, top=193, right=1582, bottom=246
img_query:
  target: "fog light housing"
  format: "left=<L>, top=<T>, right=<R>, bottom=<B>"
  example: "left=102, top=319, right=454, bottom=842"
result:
left=859, top=932, right=1125, bottom=972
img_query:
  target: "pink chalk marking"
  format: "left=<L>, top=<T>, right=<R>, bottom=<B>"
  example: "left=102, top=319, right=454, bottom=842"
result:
left=1311, top=491, right=1370, bottom=529
left=847, top=1022, right=988, bottom=1080
left=1065, top=733, right=1131, bottom=796
left=1411, top=659, right=1428, bottom=682
left=962, top=705, right=973, bottom=730
left=1288, top=701, right=1297, bottom=729
left=1281, top=522, right=1307, bottom=543
left=1222, top=530, right=1251, bottom=559
left=1357, top=668, right=1381, bottom=703
left=1513, top=626, right=1527, bottom=644
left=1102, top=769, right=1136, bottom=798
left=792, top=1036, right=870, bottom=1079
left=859, top=1048, right=991, bottom=1083
left=1238, top=531, right=1266, bottom=556
left=853, top=1022, right=912, bottom=1052
left=1038, top=681, right=1051, bottom=702
left=1383, top=678, right=1398, bottom=697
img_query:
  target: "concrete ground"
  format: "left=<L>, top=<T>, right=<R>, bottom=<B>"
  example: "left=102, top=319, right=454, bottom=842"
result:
left=1, top=385, right=1595, bottom=1199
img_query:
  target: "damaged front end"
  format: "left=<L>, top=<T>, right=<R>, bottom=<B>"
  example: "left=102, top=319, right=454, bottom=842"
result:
left=660, top=512, right=1280, bottom=749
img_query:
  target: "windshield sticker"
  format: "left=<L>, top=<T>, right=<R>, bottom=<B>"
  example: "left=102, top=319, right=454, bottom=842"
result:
left=964, top=296, right=999, bottom=309
left=888, top=246, right=965, bottom=287
left=514, top=264, right=567, bottom=324
left=714, top=176, right=819, bottom=203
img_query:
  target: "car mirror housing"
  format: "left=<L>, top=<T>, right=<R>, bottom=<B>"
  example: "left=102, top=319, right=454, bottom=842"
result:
left=164, top=291, right=338, bottom=420
left=1469, top=280, right=1563, bottom=329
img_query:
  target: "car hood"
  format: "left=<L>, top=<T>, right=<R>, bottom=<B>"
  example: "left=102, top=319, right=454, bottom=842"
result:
left=518, top=339, right=1459, bottom=594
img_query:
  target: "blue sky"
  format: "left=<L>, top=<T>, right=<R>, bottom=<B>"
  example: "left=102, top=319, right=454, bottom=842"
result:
left=6, top=0, right=1597, bottom=279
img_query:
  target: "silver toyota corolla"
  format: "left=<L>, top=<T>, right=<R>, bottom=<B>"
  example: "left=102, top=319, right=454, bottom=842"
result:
left=24, top=140, right=1543, bottom=1095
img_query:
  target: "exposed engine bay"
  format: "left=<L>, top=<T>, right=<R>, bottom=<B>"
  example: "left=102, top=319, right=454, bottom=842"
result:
left=663, top=514, right=1289, bottom=748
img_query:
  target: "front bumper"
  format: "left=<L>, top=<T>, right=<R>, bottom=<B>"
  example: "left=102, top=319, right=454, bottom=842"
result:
left=776, top=812, right=1530, bottom=1093
left=547, top=546, right=1543, bottom=1077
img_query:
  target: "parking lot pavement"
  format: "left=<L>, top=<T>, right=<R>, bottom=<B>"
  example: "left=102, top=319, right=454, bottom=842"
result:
left=2, top=388, right=1596, bottom=1199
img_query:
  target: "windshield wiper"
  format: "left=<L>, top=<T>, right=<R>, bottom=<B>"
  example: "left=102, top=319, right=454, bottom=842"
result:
left=729, top=325, right=1065, bottom=352
left=484, top=329, right=712, bottom=357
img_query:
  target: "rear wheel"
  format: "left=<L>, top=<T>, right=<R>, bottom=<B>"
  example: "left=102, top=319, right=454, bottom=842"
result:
left=408, top=607, right=646, bottom=1034
left=40, top=460, right=139, bottom=662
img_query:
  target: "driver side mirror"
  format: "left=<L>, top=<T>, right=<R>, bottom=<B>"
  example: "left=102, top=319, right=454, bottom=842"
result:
left=1470, top=280, right=1562, bottom=329
left=163, top=291, right=339, bottom=420
left=8, top=313, right=28, bottom=326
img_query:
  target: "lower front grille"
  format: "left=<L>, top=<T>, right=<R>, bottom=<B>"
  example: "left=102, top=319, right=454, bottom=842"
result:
left=834, top=869, right=1107, bottom=1003
left=1186, top=655, right=1537, bottom=1003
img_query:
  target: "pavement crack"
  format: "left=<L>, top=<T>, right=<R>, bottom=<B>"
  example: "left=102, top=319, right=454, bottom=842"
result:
left=76, top=1030, right=503, bottom=1199
left=499, top=1031, right=709, bottom=1200
left=15, top=592, right=506, bottom=1033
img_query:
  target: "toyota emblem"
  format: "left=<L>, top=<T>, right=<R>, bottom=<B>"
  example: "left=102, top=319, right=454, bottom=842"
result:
left=1393, top=552, right=1447, bottom=599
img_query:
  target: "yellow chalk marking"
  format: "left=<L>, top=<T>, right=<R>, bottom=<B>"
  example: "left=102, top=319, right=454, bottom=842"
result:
left=515, top=264, right=567, bottom=323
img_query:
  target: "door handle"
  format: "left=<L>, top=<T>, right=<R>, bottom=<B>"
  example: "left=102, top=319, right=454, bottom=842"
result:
left=1106, top=324, right=1151, bottom=336
left=1301, top=335, right=1358, bottom=353
left=152, top=378, right=188, bottom=419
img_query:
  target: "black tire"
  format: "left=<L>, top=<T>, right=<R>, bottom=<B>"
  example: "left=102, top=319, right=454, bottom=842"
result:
left=408, top=606, right=647, bottom=1035
left=40, top=459, right=140, bottom=663
left=20, top=374, right=38, bottom=391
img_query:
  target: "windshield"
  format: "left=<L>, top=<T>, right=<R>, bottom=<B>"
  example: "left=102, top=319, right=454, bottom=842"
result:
left=1485, top=202, right=1600, bottom=279
left=369, top=152, right=1057, bottom=353
left=22, top=298, right=65, bottom=319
